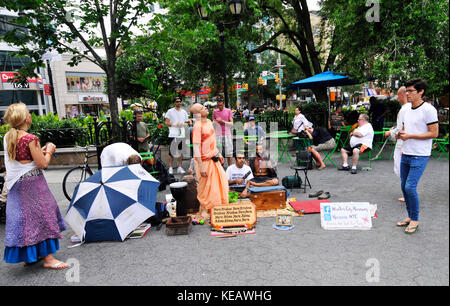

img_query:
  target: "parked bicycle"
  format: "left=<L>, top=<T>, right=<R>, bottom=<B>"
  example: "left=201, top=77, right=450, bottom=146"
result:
left=62, top=145, right=97, bottom=201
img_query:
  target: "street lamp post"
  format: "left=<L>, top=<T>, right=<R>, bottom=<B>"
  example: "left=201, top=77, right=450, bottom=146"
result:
left=196, top=0, right=242, bottom=109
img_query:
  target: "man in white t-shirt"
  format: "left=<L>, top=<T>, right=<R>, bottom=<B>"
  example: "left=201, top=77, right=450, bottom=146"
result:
left=165, top=97, right=189, bottom=174
left=100, top=142, right=142, bottom=168
left=338, top=113, right=374, bottom=174
left=395, top=78, right=438, bottom=234
left=226, top=152, right=254, bottom=196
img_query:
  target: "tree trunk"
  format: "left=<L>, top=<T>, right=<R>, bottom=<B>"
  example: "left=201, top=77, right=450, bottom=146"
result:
left=106, top=61, right=120, bottom=139
left=312, top=87, right=328, bottom=103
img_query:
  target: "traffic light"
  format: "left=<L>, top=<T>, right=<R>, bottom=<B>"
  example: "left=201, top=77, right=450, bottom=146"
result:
left=258, top=77, right=263, bottom=85
left=244, top=83, right=248, bottom=90
left=275, top=73, right=280, bottom=84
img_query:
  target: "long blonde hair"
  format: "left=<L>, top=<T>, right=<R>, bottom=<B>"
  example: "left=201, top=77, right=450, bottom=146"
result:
left=3, top=102, right=29, bottom=161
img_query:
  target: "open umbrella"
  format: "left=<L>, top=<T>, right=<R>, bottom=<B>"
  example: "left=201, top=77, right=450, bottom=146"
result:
left=288, top=71, right=359, bottom=89
left=65, top=164, right=160, bottom=242
left=289, top=71, right=360, bottom=114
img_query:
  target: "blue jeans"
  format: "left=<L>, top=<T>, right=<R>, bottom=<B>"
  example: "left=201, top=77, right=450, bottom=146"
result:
left=400, top=154, right=430, bottom=221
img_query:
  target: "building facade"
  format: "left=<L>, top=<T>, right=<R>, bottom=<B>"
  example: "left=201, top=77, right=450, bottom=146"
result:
left=50, top=51, right=120, bottom=119
left=0, top=9, right=50, bottom=118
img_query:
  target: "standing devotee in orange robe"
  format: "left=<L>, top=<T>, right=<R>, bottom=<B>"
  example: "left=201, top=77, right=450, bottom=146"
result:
left=190, top=103, right=229, bottom=219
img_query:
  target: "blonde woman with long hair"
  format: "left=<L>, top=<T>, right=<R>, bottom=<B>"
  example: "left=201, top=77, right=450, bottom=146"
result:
left=2, top=103, right=67, bottom=269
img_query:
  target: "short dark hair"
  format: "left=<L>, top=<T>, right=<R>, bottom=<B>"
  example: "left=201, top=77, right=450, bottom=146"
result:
left=405, top=78, right=428, bottom=96
left=174, top=96, right=182, bottom=102
left=127, top=155, right=141, bottom=165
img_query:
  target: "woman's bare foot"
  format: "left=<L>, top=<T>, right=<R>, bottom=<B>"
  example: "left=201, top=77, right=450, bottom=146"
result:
left=42, top=255, right=68, bottom=270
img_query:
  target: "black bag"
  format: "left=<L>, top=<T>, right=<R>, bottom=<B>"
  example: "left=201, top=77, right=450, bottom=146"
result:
left=296, top=150, right=313, bottom=169
left=282, top=176, right=302, bottom=189
left=145, top=202, right=169, bottom=226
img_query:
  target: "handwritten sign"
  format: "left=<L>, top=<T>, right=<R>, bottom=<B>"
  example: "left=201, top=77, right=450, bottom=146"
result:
left=211, top=203, right=257, bottom=228
left=320, top=202, right=372, bottom=230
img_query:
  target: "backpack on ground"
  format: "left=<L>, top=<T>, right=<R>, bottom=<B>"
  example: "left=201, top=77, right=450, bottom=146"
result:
left=282, top=175, right=302, bottom=189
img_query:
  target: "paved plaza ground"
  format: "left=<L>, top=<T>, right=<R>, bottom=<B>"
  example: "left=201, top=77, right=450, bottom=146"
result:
left=0, top=151, right=448, bottom=287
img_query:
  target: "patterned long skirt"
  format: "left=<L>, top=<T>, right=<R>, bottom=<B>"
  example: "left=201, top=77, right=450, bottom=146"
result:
left=3, top=169, right=66, bottom=264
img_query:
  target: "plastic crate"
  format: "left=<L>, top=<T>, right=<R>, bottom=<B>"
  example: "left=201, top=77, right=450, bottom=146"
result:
left=166, top=216, right=192, bottom=236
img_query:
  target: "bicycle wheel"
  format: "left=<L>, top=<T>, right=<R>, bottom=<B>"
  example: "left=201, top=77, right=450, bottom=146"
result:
left=63, top=166, right=93, bottom=201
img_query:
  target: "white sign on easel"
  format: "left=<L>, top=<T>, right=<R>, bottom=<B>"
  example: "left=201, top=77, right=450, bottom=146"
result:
left=320, top=202, right=372, bottom=230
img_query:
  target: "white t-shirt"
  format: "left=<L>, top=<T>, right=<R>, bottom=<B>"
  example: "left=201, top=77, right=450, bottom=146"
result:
left=165, top=108, right=189, bottom=138
left=402, top=102, right=438, bottom=156
left=350, top=123, right=374, bottom=149
left=226, top=164, right=254, bottom=188
left=101, top=142, right=141, bottom=167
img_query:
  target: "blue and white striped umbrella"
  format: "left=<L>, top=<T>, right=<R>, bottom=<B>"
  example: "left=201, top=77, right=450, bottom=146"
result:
left=65, top=164, right=160, bottom=242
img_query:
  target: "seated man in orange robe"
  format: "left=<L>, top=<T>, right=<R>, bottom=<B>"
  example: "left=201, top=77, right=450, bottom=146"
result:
left=190, top=103, right=229, bottom=219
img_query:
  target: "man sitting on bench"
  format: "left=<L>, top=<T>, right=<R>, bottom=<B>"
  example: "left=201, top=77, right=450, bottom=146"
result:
left=338, top=113, right=374, bottom=174
left=241, top=144, right=279, bottom=198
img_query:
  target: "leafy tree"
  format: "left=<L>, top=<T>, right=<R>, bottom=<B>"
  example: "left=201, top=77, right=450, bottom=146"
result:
left=319, top=0, right=449, bottom=98
left=0, top=0, right=157, bottom=136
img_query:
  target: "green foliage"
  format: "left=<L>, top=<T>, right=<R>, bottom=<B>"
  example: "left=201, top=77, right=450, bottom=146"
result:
left=30, top=113, right=82, bottom=130
left=320, top=0, right=449, bottom=97
left=143, top=116, right=170, bottom=146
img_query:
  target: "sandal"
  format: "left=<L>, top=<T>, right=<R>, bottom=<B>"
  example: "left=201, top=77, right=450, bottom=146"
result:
left=405, top=224, right=419, bottom=234
left=308, top=190, right=324, bottom=198
left=318, top=192, right=331, bottom=200
left=396, top=219, right=410, bottom=227
left=43, top=261, right=68, bottom=270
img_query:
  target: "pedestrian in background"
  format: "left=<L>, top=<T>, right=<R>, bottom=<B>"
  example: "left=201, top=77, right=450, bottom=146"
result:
left=213, top=98, right=234, bottom=167
left=2, top=102, right=67, bottom=269
left=135, top=110, right=151, bottom=152
left=165, top=97, right=189, bottom=174
left=384, top=86, right=411, bottom=202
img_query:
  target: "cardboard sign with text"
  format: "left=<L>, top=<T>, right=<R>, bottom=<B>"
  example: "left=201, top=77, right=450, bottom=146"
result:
left=320, top=202, right=372, bottom=230
left=211, top=203, right=257, bottom=228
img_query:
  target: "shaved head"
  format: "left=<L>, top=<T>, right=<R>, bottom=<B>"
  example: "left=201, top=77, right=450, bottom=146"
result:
left=190, top=103, right=203, bottom=114
left=397, top=86, right=407, bottom=105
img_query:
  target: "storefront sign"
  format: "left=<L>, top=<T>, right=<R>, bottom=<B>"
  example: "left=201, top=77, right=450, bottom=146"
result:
left=211, top=203, right=257, bottom=228
left=78, top=94, right=108, bottom=103
left=320, top=202, right=372, bottom=230
left=1, top=72, right=43, bottom=84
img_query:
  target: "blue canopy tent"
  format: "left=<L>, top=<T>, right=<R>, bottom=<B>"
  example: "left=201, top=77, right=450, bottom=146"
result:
left=289, top=71, right=360, bottom=113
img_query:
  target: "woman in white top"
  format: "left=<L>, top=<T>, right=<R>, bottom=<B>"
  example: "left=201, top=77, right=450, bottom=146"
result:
left=291, top=106, right=310, bottom=135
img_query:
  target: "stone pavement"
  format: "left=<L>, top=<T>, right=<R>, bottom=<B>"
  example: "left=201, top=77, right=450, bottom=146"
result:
left=0, top=152, right=448, bottom=286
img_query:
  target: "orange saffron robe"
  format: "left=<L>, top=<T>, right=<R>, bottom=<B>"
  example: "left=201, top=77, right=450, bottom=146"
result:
left=192, top=119, right=229, bottom=209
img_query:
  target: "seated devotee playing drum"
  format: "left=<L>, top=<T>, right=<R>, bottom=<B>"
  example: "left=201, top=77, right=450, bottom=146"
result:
left=226, top=152, right=254, bottom=196
left=240, top=144, right=279, bottom=198
left=190, top=103, right=229, bottom=220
